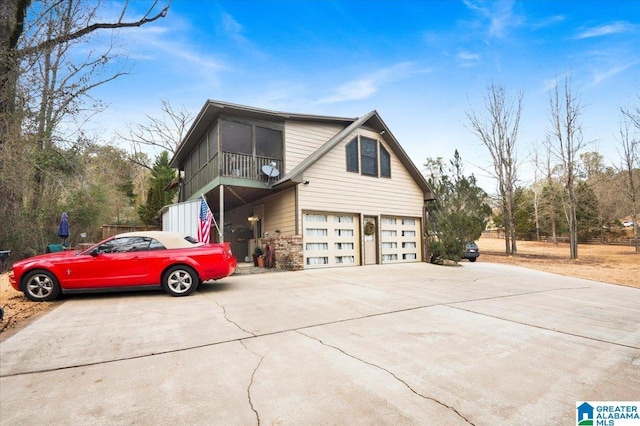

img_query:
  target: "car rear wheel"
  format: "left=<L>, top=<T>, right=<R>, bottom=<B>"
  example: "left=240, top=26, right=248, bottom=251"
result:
left=22, top=269, right=61, bottom=302
left=163, top=265, right=198, bottom=297
left=468, top=257, right=477, bottom=262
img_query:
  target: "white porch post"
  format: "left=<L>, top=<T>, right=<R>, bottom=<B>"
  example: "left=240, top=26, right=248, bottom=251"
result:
left=219, top=185, right=225, bottom=241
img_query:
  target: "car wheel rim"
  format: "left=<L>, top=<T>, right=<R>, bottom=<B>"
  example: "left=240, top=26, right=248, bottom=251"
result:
left=167, top=270, right=193, bottom=294
left=27, top=275, right=54, bottom=299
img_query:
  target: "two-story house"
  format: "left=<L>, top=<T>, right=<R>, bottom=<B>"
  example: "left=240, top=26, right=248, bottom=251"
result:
left=168, top=100, right=434, bottom=269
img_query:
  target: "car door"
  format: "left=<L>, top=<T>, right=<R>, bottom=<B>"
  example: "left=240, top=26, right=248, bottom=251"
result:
left=63, top=237, right=150, bottom=289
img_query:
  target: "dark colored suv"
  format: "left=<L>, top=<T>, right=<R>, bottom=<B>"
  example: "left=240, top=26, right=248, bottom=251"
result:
left=463, top=242, right=479, bottom=262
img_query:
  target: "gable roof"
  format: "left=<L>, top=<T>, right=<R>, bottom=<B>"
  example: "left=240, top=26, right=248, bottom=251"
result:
left=171, top=100, right=434, bottom=201
left=171, top=99, right=356, bottom=168
left=275, top=110, right=435, bottom=201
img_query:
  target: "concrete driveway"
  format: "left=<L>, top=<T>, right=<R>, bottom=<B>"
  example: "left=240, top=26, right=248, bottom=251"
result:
left=1, top=262, right=639, bottom=425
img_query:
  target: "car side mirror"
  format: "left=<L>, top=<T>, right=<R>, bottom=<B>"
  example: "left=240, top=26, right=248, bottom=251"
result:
left=89, top=248, right=100, bottom=257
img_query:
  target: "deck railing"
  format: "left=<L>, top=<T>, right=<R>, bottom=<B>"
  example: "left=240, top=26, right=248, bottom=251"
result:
left=221, top=152, right=282, bottom=182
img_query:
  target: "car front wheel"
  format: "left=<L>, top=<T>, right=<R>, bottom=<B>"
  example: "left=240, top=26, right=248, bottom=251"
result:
left=468, top=257, right=477, bottom=262
left=163, top=265, right=198, bottom=297
left=22, top=269, right=61, bottom=302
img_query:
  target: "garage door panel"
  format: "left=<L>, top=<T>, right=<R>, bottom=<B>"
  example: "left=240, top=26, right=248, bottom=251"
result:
left=380, top=217, right=421, bottom=263
left=304, top=212, right=359, bottom=268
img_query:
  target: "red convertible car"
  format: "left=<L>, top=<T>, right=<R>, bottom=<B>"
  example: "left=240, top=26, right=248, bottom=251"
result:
left=9, top=231, right=237, bottom=301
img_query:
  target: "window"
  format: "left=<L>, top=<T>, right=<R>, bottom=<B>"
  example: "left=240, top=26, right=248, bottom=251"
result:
left=380, top=145, right=391, bottom=178
left=402, top=242, right=417, bottom=249
left=382, top=242, right=397, bottom=249
left=306, top=228, right=328, bottom=236
left=96, top=237, right=151, bottom=254
left=149, top=239, right=166, bottom=250
left=221, top=121, right=252, bottom=154
left=335, top=229, right=354, bottom=237
left=361, top=137, right=378, bottom=177
left=346, top=138, right=358, bottom=172
left=305, top=214, right=327, bottom=222
left=334, top=215, right=354, bottom=223
left=381, top=230, right=397, bottom=237
left=402, top=230, right=416, bottom=237
left=307, top=257, right=328, bottom=265
left=335, top=256, right=355, bottom=264
left=335, top=242, right=354, bottom=250
left=306, top=243, right=328, bottom=250
left=256, top=126, right=282, bottom=159
left=345, top=135, right=390, bottom=178
left=381, top=218, right=396, bottom=225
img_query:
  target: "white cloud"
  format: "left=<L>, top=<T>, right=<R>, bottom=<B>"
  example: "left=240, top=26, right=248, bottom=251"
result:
left=575, top=21, right=633, bottom=39
left=463, top=0, right=521, bottom=39
left=317, top=62, right=417, bottom=104
left=590, top=58, right=640, bottom=87
left=457, top=50, right=481, bottom=67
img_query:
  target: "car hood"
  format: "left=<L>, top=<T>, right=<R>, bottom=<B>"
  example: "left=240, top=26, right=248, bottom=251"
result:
left=13, top=250, right=78, bottom=267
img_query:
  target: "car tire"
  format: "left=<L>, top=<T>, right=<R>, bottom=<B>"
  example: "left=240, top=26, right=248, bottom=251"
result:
left=162, top=265, right=198, bottom=297
left=469, top=257, right=477, bottom=262
left=22, top=269, right=61, bottom=302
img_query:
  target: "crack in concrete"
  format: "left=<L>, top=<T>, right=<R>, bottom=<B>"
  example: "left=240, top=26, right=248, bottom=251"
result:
left=200, top=292, right=256, bottom=337
left=240, top=340, right=264, bottom=426
left=296, top=330, right=475, bottom=425
left=213, top=299, right=256, bottom=336
left=6, top=284, right=633, bottom=378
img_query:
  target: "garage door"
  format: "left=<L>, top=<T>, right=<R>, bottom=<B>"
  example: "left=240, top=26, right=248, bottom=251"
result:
left=380, top=217, right=421, bottom=263
left=304, top=212, right=359, bottom=268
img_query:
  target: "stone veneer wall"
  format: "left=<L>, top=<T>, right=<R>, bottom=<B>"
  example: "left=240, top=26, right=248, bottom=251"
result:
left=261, top=235, right=304, bottom=271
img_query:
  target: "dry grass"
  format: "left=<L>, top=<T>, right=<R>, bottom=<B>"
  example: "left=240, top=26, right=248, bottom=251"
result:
left=1, top=239, right=638, bottom=334
left=0, top=273, right=54, bottom=335
left=478, top=237, right=640, bottom=288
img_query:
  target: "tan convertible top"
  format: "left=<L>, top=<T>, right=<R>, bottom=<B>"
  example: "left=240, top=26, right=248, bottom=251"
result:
left=114, top=231, right=204, bottom=249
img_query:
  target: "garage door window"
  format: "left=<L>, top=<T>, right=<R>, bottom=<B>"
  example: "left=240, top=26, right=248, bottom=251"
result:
left=306, top=243, right=328, bottom=250
left=335, top=242, right=354, bottom=250
left=306, top=228, right=328, bottom=236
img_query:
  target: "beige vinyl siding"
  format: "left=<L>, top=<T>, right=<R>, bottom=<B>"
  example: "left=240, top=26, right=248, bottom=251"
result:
left=284, top=121, right=347, bottom=173
left=297, top=128, right=424, bottom=220
left=262, top=187, right=296, bottom=236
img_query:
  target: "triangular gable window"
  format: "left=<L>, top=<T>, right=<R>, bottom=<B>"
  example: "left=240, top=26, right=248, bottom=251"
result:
left=345, top=135, right=390, bottom=178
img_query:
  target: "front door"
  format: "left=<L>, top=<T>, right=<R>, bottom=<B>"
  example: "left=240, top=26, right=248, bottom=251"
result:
left=363, top=216, right=377, bottom=265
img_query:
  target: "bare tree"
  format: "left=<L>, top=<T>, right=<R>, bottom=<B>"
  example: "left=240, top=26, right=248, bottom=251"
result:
left=0, top=0, right=169, bottom=256
left=616, top=116, right=639, bottom=252
left=542, top=142, right=560, bottom=244
left=1, top=0, right=170, bottom=140
left=118, top=99, right=194, bottom=169
left=466, top=83, right=522, bottom=255
left=547, top=75, right=585, bottom=259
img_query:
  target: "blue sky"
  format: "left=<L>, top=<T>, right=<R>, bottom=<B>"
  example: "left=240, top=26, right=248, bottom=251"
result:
left=91, top=0, right=640, bottom=192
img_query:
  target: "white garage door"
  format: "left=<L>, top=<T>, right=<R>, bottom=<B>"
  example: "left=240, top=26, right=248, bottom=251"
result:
left=380, top=217, right=421, bottom=263
left=304, top=212, right=359, bottom=268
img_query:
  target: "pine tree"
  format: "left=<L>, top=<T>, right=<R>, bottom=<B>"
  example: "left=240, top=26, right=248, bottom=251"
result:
left=138, top=151, right=177, bottom=225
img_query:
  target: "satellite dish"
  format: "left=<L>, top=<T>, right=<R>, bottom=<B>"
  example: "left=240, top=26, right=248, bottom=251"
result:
left=261, top=164, right=280, bottom=178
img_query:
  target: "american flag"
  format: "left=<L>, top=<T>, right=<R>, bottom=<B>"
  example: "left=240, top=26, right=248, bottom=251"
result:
left=197, top=196, right=213, bottom=243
